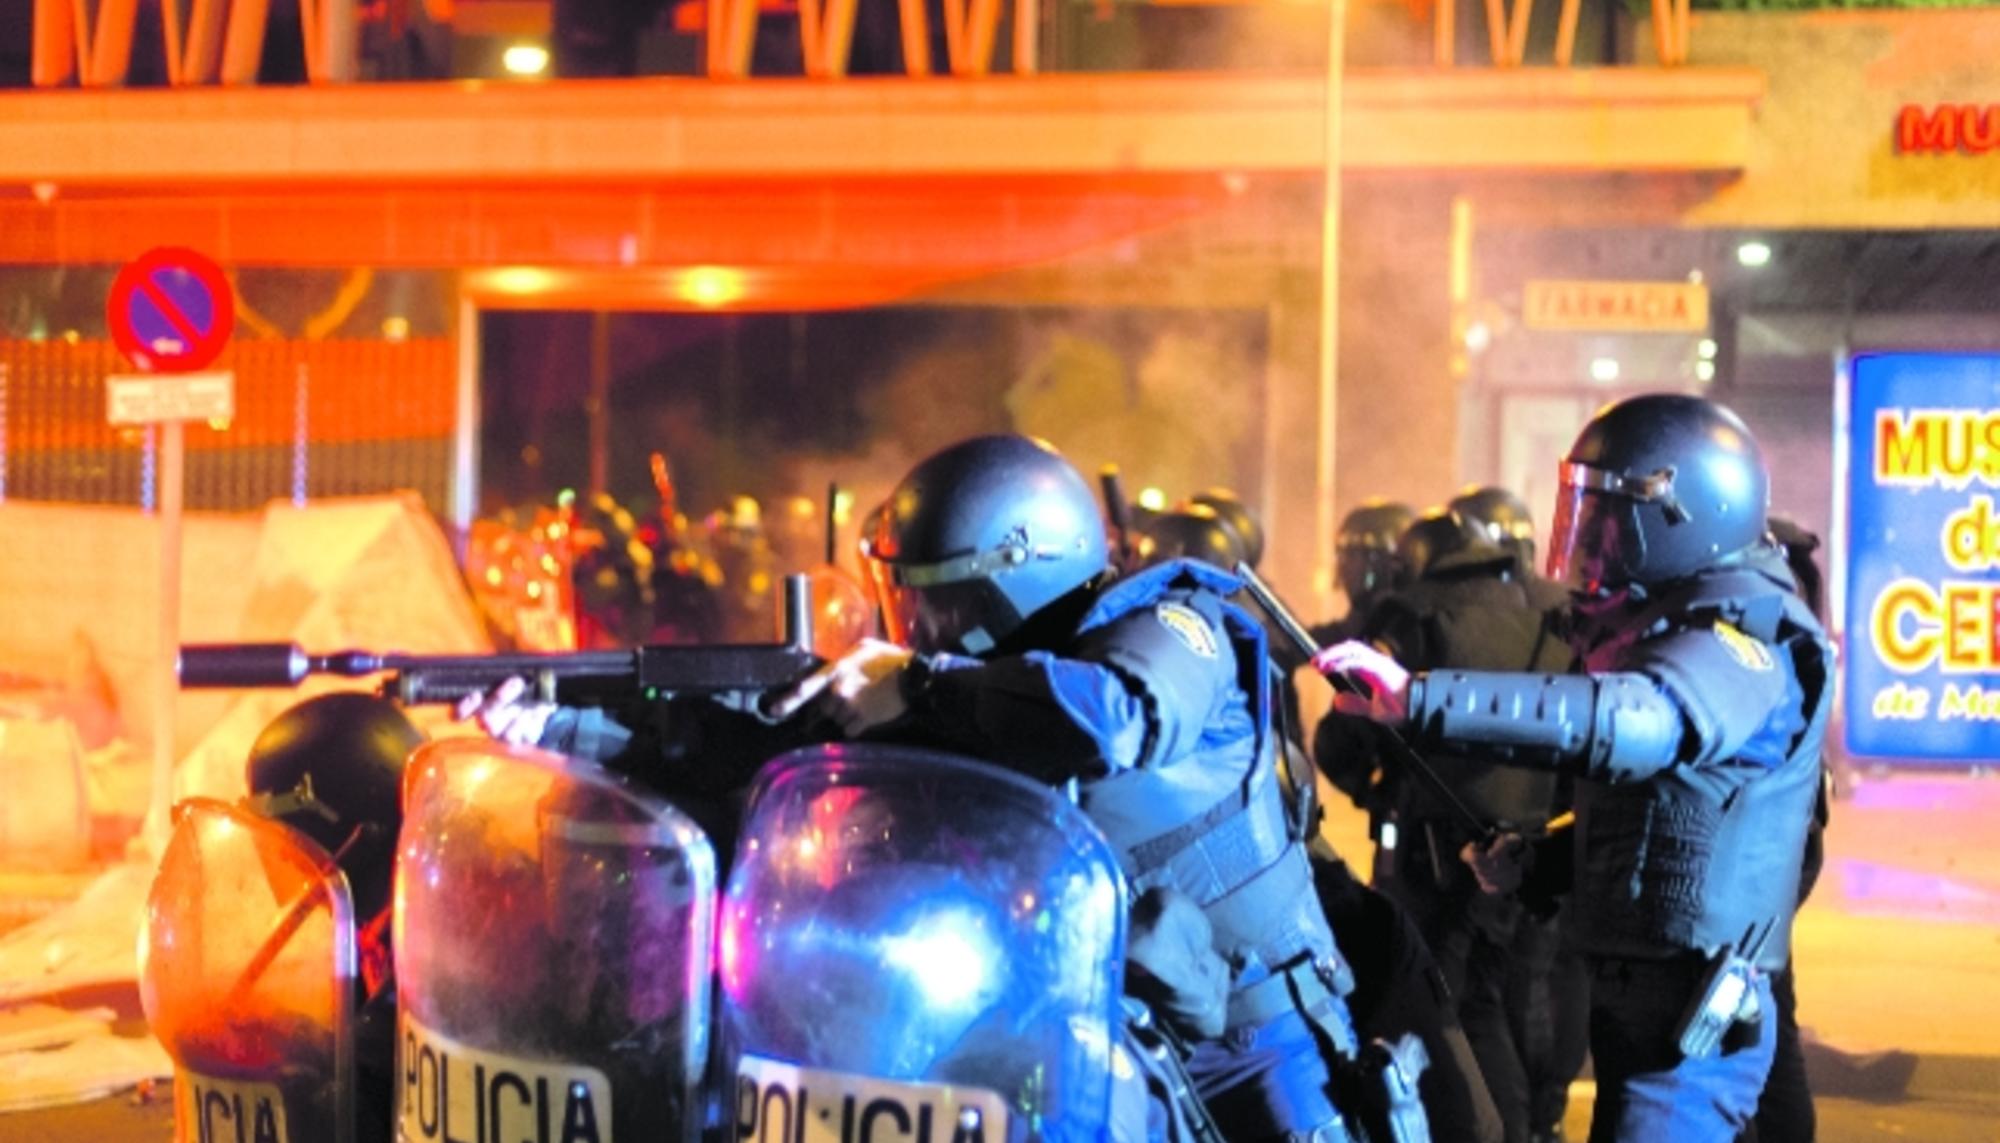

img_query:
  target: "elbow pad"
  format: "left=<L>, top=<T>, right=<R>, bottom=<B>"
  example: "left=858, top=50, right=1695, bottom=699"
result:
left=1406, top=670, right=1684, bottom=782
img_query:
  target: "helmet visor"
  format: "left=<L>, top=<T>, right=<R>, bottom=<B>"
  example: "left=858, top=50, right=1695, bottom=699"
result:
left=1336, top=546, right=1396, bottom=604
left=1548, top=465, right=1646, bottom=593
left=862, top=554, right=1020, bottom=656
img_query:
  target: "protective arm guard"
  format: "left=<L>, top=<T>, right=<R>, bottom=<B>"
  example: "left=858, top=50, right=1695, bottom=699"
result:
left=1404, top=670, right=1687, bottom=784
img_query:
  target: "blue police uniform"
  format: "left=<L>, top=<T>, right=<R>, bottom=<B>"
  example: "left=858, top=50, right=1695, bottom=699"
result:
left=900, top=559, right=1364, bottom=1143
left=1396, top=545, right=1833, bottom=1142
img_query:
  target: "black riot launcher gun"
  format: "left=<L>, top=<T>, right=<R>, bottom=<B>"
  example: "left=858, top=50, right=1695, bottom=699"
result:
left=180, top=574, right=821, bottom=710
left=1233, top=561, right=1499, bottom=849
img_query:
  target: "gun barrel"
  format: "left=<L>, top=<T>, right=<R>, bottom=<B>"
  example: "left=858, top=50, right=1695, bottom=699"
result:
left=179, top=643, right=317, bottom=688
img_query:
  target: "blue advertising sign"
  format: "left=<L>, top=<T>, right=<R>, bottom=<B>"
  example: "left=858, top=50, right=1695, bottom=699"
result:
left=1845, top=352, right=2000, bottom=763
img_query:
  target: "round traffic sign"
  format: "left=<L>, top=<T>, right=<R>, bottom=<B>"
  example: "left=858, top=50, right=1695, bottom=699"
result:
left=107, top=247, right=236, bottom=373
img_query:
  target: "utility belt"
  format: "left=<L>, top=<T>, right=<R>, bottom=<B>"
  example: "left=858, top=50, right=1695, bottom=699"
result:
left=1226, top=955, right=1356, bottom=1054
left=1591, top=919, right=1775, bottom=1064
left=1589, top=949, right=1707, bottom=986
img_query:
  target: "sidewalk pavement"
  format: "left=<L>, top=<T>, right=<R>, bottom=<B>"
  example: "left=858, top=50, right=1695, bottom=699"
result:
left=1318, top=770, right=2000, bottom=1103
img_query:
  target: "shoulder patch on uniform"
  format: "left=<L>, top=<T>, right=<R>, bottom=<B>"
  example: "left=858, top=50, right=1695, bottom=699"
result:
left=1154, top=602, right=1220, bottom=659
left=1713, top=621, right=1775, bottom=673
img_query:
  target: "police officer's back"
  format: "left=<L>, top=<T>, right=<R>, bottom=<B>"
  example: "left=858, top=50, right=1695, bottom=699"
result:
left=1322, top=395, right=1834, bottom=1143
left=1365, top=510, right=1571, bottom=850
left=1361, top=511, right=1571, bottom=1143
left=1447, top=485, right=1590, bottom=1143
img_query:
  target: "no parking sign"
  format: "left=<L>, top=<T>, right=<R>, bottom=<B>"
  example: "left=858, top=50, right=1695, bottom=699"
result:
left=106, top=247, right=235, bottom=374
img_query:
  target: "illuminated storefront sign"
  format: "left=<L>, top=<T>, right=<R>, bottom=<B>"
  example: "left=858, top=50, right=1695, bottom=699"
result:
left=1896, top=105, right=2000, bottom=154
left=1521, top=280, right=1709, bottom=332
left=1846, top=353, right=2000, bottom=762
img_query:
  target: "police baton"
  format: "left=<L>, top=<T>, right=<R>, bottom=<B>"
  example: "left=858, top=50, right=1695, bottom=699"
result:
left=1233, top=561, right=1500, bottom=848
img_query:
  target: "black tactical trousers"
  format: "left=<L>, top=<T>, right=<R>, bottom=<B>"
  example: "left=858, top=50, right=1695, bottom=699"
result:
left=1740, top=962, right=1813, bottom=1143
left=1314, top=850, right=1503, bottom=1143
left=1379, top=820, right=1532, bottom=1143
left=1507, top=904, right=1592, bottom=1139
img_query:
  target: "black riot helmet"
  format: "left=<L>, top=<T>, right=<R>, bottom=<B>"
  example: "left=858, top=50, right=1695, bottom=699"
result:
left=245, top=693, right=424, bottom=918
left=862, top=435, right=1109, bottom=656
left=1135, top=505, right=1249, bottom=573
left=1395, top=508, right=1497, bottom=581
left=1448, top=484, right=1538, bottom=571
left=1187, top=488, right=1265, bottom=569
left=1550, top=394, right=1769, bottom=595
left=1335, top=499, right=1415, bottom=609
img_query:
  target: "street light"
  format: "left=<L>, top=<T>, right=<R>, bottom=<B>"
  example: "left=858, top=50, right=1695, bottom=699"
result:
left=503, top=44, right=551, bottom=76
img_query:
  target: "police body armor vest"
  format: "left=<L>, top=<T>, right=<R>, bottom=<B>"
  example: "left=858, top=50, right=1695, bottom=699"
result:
left=1569, top=555, right=1833, bottom=969
left=1074, top=566, right=1344, bottom=1028
left=1370, top=564, right=1574, bottom=830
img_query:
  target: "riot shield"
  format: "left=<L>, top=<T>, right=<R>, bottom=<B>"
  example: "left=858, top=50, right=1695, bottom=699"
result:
left=142, top=798, right=358, bottom=1143
left=721, top=744, right=1128, bottom=1143
left=394, top=738, right=716, bottom=1143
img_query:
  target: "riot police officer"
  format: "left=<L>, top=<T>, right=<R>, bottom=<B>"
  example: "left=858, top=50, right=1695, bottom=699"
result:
left=1441, top=490, right=1537, bottom=595
left=771, top=435, right=1379, bottom=1143
left=245, top=693, right=426, bottom=1143
left=1311, top=500, right=1417, bottom=842
left=1443, top=485, right=1590, bottom=1143
left=465, top=437, right=1399, bottom=1140
left=1317, top=500, right=1418, bottom=646
left=1351, top=509, right=1573, bottom=1143
left=1319, top=395, right=1833, bottom=1143
left=1137, top=501, right=1495, bottom=1143
left=1188, top=486, right=1266, bottom=570
left=1136, top=504, right=1252, bottom=572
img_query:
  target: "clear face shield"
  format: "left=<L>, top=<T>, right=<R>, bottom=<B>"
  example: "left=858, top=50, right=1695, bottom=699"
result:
left=1547, top=461, right=1685, bottom=595
left=860, top=540, right=1024, bottom=656
left=1335, top=541, right=1396, bottom=604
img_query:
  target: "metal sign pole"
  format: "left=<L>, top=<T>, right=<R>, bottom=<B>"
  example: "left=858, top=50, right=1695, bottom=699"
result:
left=0, top=360, right=9, bottom=504
left=146, top=419, right=186, bottom=855
left=293, top=361, right=309, bottom=507
left=106, top=247, right=238, bottom=858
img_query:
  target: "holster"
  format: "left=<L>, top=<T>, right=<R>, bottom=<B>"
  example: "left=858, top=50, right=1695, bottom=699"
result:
left=1335, top=1034, right=1432, bottom=1143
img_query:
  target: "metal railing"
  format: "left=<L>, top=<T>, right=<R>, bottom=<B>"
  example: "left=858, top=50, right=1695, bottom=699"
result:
left=0, top=337, right=452, bottom=510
